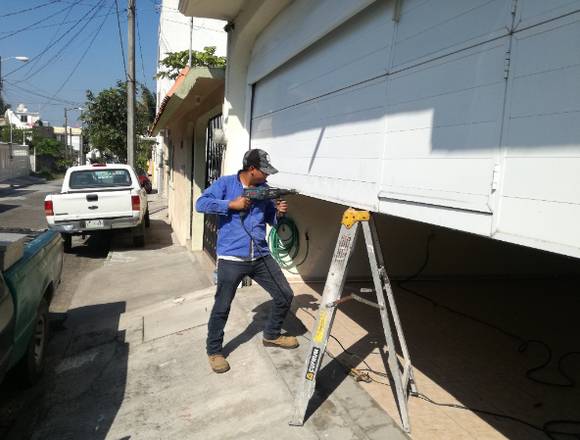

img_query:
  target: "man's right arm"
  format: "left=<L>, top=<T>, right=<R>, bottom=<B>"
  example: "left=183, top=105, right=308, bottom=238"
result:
left=195, top=178, right=230, bottom=215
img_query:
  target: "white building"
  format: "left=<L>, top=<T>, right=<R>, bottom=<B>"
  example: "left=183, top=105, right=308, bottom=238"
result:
left=153, top=0, right=227, bottom=193
left=178, top=0, right=580, bottom=262
left=13, top=104, right=40, bottom=128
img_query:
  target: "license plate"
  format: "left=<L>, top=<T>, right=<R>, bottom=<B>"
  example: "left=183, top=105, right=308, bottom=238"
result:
left=85, top=219, right=104, bottom=229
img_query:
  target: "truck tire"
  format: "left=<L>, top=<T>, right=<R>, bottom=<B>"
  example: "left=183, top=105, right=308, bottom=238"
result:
left=61, top=233, right=72, bottom=252
left=18, top=298, right=49, bottom=386
left=145, top=209, right=151, bottom=228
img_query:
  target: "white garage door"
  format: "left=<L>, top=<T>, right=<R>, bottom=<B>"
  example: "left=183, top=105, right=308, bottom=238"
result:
left=250, top=0, right=511, bottom=214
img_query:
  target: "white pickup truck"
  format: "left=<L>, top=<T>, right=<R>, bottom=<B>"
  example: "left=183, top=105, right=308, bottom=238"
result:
left=44, top=164, right=149, bottom=250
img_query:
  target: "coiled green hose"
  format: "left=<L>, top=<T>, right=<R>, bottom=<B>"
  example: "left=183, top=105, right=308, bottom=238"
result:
left=268, top=216, right=308, bottom=269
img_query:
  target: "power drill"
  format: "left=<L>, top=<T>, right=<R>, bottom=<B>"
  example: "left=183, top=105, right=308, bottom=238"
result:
left=242, top=187, right=298, bottom=200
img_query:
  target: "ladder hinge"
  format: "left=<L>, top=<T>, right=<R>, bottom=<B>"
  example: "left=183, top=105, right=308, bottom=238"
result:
left=491, top=164, right=501, bottom=191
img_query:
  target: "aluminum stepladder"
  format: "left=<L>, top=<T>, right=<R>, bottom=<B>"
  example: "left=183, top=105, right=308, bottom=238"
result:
left=289, top=208, right=417, bottom=433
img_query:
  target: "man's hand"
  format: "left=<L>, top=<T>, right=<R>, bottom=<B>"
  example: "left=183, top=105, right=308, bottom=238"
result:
left=276, top=200, right=288, bottom=216
left=229, top=196, right=250, bottom=211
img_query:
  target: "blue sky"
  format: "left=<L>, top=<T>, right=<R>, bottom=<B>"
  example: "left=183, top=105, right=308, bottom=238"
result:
left=0, top=0, right=160, bottom=127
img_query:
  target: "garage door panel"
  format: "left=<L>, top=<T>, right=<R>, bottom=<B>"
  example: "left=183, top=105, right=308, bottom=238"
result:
left=498, top=13, right=580, bottom=251
left=514, top=0, right=580, bottom=30
left=392, top=0, right=512, bottom=71
left=253, top=77, right=387, bottom=139
left=252, top=0, right=394, bottom=118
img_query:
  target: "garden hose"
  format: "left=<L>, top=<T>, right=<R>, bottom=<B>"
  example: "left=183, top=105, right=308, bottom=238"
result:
left=268, top=216, right=308, bottom=269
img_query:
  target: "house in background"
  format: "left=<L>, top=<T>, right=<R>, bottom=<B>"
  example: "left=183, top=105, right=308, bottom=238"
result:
left=173, top=1, right=580, bottom=435
left=175, top=0, right=580, bottom=277
left=13, top=104, right=40, bottom=128
left=153, top=0, right=226, bottom=198
left=150, top=66, right=225, bottom=250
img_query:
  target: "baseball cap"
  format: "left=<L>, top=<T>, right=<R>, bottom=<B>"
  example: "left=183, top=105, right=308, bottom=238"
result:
left=243, top=149, right=278, bottom=175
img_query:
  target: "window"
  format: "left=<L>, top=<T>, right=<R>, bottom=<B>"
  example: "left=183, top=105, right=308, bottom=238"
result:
left=69, top=169, right=132, bottom=189
left=20, top=115, right=27, bottom=123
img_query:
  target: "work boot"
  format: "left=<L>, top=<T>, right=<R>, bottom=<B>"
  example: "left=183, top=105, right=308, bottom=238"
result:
left=208, top=354, right=230, bottom=373
left=263, top=335, right=299, bottom=349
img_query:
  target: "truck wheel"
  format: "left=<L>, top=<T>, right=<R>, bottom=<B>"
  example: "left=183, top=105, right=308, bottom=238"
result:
left=145, top=210, right=151, bottom=228
left=62, top=233, right=72, bottom=252
left=18, top=299, right=49, bottom=386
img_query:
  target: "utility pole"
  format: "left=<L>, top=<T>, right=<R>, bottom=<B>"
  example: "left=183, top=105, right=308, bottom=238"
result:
left=188, top=17, right=193, bottom=67
left=64, top=108, right=68, bottom=160
left=127, top=0, right=136, bottom=168
left=79, top=130, right=84, bottom=165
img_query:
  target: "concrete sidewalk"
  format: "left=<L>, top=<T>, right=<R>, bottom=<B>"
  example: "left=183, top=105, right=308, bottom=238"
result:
left=37, top=195, right=409, bottom=439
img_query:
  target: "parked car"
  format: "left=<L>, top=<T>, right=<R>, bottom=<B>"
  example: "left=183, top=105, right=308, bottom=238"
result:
left=136, top=169, right=153, bottom=194
left=0, top=229, right=64, bottom=384
left=44, top=164, right=150, bottom=250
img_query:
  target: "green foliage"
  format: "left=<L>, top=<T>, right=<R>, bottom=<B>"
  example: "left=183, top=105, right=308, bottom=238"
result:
left=0, top=127, right=29, bottom=144
left=81, top=81, right=156, bottom=170
left=157, top=46, right=226, bottom=80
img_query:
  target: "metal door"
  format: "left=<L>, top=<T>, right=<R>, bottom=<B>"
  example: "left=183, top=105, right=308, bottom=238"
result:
left=202, top=114, right=224, bottom=261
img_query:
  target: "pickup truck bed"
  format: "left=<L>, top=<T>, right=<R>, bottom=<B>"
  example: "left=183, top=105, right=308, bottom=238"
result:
left=0, top=228, right=63, bottom=384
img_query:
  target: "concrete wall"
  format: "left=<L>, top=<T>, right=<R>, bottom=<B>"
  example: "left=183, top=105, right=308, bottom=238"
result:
left=0, top=143, right=30, bottom=182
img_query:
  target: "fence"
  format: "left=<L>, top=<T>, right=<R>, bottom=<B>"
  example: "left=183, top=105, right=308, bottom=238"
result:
left=0, top=142, right=31, bottom=182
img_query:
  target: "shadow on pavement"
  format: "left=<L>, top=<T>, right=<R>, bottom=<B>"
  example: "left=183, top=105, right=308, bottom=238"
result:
left=0, top=302, right=128, bottom=440
left=222, top=293, right=316, bottom=358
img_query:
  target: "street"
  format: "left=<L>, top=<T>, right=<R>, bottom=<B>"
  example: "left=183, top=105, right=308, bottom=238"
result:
left=0, top=177, right=113, bottom=438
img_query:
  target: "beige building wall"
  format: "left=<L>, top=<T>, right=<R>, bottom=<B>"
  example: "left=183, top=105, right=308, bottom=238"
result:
left=163, top=87, right=224, bottom=250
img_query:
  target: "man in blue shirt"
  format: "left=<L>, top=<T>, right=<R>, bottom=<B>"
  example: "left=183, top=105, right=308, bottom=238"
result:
left=196, top=149, right=298, bottom=373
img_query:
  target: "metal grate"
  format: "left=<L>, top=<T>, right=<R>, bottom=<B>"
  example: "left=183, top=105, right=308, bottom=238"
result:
left=202, top=114, right=224, bottom=262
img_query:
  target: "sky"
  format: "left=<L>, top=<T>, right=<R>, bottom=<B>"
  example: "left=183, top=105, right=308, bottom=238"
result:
left=0, top=0, right=161, bottom=127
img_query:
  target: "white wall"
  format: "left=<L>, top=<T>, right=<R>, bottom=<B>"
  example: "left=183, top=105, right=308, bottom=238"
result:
left=156, top=0, right=227, bottom=106
left=0, top=143, right=30, bottom=182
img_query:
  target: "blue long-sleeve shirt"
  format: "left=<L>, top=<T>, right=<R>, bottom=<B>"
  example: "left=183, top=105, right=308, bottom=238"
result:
left=195, top=173, right=277, bottom=259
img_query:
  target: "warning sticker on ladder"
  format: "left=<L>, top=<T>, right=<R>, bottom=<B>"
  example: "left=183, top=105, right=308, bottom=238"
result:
left=313, top=310, right=327, bottom=343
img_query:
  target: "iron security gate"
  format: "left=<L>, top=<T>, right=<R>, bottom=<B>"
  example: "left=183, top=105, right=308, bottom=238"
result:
left=202, top=114, right=225, bottom=261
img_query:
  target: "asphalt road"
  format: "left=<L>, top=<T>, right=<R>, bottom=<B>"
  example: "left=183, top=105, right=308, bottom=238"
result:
left=0, top=178, right=113, bottom=438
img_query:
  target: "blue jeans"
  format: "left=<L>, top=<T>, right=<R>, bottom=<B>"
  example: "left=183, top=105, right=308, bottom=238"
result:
left=206, top=255, right=294, bottom=355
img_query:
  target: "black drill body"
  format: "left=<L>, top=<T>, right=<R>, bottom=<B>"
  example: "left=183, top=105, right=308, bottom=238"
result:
left=242, top=187, right=298, bottom=200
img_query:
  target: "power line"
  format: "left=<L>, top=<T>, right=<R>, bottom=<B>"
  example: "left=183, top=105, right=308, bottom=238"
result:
left=19, top=0, right=79, bottom=79
left=114, top=0, right=128, bottom=79
left=40, top=0, right=114, bottom=112
left=10, top=0, right=106, bottom=83
left=0, top=0, right=63, bottom=18
left=0, top=4, right=74, bottom=41
left=135, top=4, right=147, bottom=83
left=3, top=80, right=81, bottom=106
left=0, top=11, right=118, bottom=34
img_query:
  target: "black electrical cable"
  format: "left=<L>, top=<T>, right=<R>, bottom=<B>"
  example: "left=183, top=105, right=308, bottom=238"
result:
left=40, top=0, right=113, bottom=111
left=0, top=0, right=63, bottom=18
left=290, top=228, right=580, bottom=439
left=114, top=0, right=128, bottom=79
left=6, top=0, right=104, bottom=82
left=0, top=4, right=74, bottom=42
left=135, top=5, right=147, bottom=83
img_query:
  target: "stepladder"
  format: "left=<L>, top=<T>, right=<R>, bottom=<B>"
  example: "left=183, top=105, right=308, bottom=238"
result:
left=289, top=208, right=417, bottom=433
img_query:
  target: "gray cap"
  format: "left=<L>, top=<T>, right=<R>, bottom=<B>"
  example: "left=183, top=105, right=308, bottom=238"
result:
left=243, top=149, right=278, bottom=175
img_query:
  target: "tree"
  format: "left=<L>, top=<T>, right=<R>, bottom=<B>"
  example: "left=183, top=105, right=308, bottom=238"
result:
left=157, top=46, right=226, bottom=80
left=81, top=81, right=156, bottom=170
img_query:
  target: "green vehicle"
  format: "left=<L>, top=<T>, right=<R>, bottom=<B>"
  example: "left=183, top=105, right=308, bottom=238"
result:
left=0, top=229, right=64, bottom=384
